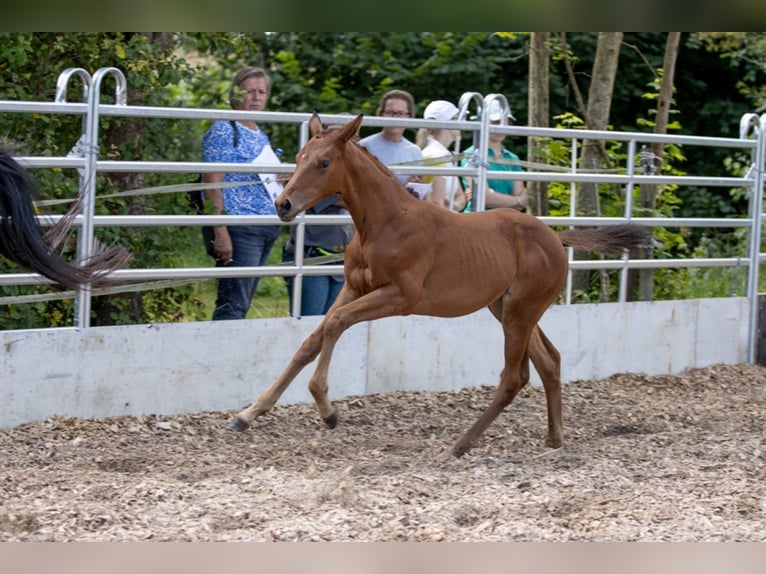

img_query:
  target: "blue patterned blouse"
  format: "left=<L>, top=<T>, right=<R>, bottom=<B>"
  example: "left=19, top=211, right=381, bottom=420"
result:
left=201, top=120, right=277, bottom=216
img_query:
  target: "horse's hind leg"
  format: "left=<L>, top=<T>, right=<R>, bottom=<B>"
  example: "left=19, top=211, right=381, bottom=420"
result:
left=451, top=340, right=531, bottom=457
left=451, top=299, right=536, bottom=457
left=528, top=325, right=563, bottom=448
left=488, top=303, right=563, bottom=448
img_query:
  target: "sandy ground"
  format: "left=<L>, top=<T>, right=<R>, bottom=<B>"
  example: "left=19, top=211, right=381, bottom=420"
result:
left=1, top=362, right=764, bottom=541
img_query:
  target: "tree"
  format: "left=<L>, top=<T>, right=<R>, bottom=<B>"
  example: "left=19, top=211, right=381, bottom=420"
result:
left=558, top=32, right=624, bottom=298
left=527, top=32, right=551, bottom=216
left=630, top=32, right=681, bottom=301
left=578, top=32, right=624, bottom=217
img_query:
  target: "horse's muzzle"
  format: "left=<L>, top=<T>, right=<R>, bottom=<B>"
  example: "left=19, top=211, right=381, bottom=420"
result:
left=276, top=198, right=296, bottom=222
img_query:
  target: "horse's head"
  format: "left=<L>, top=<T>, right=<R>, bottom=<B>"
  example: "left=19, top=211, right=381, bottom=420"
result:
left=275, top=112, right=362, bottom=222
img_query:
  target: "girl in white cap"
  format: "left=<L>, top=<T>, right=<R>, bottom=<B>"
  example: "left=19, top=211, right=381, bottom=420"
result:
left=460, top=98, right=528, bottom=212
left=416, top=100, right=472, bottom=212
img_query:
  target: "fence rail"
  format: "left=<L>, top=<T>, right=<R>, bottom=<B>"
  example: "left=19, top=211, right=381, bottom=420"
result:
left=2, top=67, right=765, bottom=359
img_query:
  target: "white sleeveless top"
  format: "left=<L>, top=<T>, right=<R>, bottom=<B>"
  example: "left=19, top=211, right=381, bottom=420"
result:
left=421, top=137, right=460, bottom=205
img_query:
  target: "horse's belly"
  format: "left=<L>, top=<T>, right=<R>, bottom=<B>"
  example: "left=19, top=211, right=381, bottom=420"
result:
left=416, top=273, right=510, bottom=317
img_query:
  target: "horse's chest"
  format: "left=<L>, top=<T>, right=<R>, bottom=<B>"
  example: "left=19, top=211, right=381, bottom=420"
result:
left=346, top=252, right=391, bottom=293
left=362, top=267, right=376, bottom=290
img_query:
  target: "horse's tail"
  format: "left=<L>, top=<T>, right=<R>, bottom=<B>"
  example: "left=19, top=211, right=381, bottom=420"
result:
left=0, top=147, right=131, bottom=289
left=556, top=224, right=651, bottom=255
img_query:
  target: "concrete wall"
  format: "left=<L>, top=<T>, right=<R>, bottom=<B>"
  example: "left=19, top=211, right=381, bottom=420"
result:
left=0, top=297, right=749, bottom=428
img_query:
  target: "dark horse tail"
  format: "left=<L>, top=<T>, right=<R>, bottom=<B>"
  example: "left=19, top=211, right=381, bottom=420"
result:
left=0, top=146, right=131, bottom=289
left=556, top=224, right=651, bottom=255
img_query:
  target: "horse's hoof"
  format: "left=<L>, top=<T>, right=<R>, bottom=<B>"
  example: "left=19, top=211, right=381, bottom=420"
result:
left=545, top=437, right=563, bottom=449
left=227, top=417, right=250, bottom=432
left=451, top=443, right=469, bottom=458
left=323, top=412, right=338, bottom=429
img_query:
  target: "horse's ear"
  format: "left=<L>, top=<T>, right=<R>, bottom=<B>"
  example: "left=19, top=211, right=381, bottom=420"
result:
left=336, top=114, right=363, bottom=144
left=309, top=112, right=324, bottom=137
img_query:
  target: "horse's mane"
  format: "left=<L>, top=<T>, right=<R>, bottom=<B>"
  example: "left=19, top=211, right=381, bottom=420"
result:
left=319, top=121, right=417, bottom=199
left=351, top=141, right=416, bottom=199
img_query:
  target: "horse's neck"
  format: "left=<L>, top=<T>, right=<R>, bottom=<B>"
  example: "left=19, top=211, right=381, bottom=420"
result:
left=342, top=146, right=407, bottom=232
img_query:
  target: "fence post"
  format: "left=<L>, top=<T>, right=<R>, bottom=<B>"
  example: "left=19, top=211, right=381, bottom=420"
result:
left=743, top=113, right=766, bottom=362
left=456, top=91, right=484, bottom=212
left=73, top=67, right=128, bottom=328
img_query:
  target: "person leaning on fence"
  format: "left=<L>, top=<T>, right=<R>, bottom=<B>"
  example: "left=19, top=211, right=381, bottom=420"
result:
left=459, top=99, right=528, bottom=212
left=416, top=99, right=472, bottom=212
left=358, top=89, right=427, bottom=198
left=201, top=66, right=282, bottom=321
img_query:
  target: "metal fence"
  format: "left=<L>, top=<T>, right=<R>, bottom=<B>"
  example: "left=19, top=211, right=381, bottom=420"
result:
left=2, top=67, right=765, bottom=359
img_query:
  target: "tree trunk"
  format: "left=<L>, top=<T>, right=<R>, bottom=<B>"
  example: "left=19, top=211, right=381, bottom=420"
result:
left=571, top=32, right=623, bottom=298
left=630, top=32, right=682, bottom=301
left=578, top=32, right=623, bottom=216
left=527, top=32, right=550, bottom=216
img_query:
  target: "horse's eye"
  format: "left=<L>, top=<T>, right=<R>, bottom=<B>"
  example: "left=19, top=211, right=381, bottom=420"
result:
left=319, top=159, right=330, bottom=169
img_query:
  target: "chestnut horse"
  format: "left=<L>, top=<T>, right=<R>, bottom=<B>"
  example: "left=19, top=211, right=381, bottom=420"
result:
left=0, top=146, right=130, bottom=289
left=229, top=113, right=648, bottom=457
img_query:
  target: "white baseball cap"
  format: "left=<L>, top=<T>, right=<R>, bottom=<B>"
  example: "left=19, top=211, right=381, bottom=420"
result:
left=423, top=100, right=459, bottom=121
left=488, top=99, right=517, bottom=123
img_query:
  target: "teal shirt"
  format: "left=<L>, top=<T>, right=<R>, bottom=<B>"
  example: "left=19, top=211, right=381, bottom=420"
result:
left=460, top=145, right=522, bottom=212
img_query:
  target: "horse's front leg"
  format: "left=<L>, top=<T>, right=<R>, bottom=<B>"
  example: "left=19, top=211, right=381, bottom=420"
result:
left=227, top=323, right=327, bottom=431
left=304, top=285, right=413, bottom=429
left=300, top=286, right=358, bottom=427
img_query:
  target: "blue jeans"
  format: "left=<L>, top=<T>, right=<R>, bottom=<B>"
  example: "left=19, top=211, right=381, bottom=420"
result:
left=212, top=225, right=281, bottom=321
left=283, top=246, right=344, bottom=316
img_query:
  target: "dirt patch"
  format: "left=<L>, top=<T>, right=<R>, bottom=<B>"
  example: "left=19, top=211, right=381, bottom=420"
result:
left=1, top=363, right=765, bottom=541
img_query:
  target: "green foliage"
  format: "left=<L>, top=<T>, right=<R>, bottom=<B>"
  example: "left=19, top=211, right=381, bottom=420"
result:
left=0, top=33, right=201, bottom=329
left=653, top=229, right=750, bottom=300
left=0, top=287, right=73, bottom=329
left=248, top=32, right=528, bottom=155
left=693, top=33, right=766, bottom=113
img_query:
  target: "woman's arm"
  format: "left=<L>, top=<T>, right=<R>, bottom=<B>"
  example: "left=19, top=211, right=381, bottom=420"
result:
left=465, top=177, right=528, bottom=210
left=451, top=184, right=471, bottom=212
left=202, top=172, right=233, bottom=262
left=426, top=176, right=447, bottom=207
